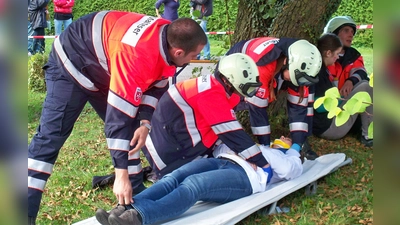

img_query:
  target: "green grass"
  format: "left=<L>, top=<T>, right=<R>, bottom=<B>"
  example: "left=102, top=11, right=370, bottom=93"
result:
left=29, top=42, right=373, bottom=224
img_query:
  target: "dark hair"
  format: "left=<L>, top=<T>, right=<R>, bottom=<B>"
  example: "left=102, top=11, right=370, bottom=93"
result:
left=317, top=33, right=342, bottom=55
left=167, top=18, right=207, bottom=55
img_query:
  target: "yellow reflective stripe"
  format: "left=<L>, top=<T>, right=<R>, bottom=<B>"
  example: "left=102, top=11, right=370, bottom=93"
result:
left=108, top=91, right=139, bottom=118
left=168, top=86, right=201, bottom=146
left=211, top=121, right=242, bottom=135
left=145, top=136, right=167, bottom=170
left=28, top=158, right=53, bottom=174
left=251, top=125, right=271, bottom=135
left=289, top=122, right=308, bottom=132
left=54, top=38, right=99, bottom=91
left=92, top=11, right=110, bottom=75
left=106, top=138, right=130, bottom=151
left=28, top=177, right=46, bottom=191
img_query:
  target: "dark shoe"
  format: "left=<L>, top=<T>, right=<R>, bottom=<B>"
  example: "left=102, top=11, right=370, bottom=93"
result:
left=302, top=139, right=319, bottom=160
left=95, top=205, right=126, bottom=225
left=28, top=216, right=36, bottom=225
left=305, top=150, right=319, bottom=160
left=146, top=171, right=159, bottom=183
left=108, top=209, right=142, bottom=225
left=92, top=174, right=116, bottom=189
left=361, top=136, right=373, bottom=147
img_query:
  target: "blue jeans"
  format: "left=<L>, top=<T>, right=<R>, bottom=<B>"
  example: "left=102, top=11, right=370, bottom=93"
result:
left=28, top=21, right=34, bottom=52
left=132, top=158, right=253, bottom=224
left=199, top=19, right=210, bottom=59
left=54, top=18, right=72, bottom=36
left=29, top=27, right=45, bottom=55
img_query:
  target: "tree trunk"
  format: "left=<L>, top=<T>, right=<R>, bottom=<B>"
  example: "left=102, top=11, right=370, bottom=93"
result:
left=233, top=0, right=341, bottom=135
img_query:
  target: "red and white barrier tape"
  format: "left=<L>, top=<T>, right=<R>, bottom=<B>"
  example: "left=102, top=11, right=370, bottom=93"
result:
left=28, top=25, right=373, bottom=39
left=356, top=24, right=373, bottom=29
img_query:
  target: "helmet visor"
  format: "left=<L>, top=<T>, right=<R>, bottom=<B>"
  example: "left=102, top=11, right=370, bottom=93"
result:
left=295, top=69, right=319, bottom=86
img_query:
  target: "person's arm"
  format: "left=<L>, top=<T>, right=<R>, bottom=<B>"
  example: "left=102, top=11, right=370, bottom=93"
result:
left=130, top=79, right=170, bottom=154
left=64, top=0, right=74, bottom=8
left=197, top=93, right=269, bottom=167
left=155, top=0, right=164, bottom=18
left=261, top=146, right=303, bottom=180
left=53, top=0, right=67, bottom=7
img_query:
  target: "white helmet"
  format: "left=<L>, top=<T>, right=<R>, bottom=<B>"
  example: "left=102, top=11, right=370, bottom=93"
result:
left=287, top=40, right=322, bottom=86
left=218, top=53, right=262, bottom=97
left=323, top=16, right=357, bottom=35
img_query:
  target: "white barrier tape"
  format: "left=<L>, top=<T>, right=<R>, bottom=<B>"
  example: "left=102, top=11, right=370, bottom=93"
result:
left=28, top=25, right=374, bottom=39
left=28, top=35, right=58, bottom=39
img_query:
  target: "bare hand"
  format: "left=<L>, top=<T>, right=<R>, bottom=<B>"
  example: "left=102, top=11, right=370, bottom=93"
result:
left=129, top=126, right=149, bottom=156
left=339, top=80, right=353, bottom=98
left=113, top=169, right=133, bottom=205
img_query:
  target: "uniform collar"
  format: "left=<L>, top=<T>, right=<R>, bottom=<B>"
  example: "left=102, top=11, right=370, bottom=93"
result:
left=160, top=24, right=176, bottom=66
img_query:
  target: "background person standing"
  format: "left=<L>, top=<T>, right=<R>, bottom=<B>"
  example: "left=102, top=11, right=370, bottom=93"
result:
left=28, top=0, right=49, bottom=55
left=155, top=0, right=180, bottom=22
left=190, top=0, right=213, bottom=59
left=53, top=0, right=74, bottom=36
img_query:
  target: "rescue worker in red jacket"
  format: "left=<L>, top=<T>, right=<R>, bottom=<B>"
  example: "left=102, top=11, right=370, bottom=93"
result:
left=27, top=11, right=207, bottom=225
left=99, top=53, right=269, bottom=211
left=226, top=37, right=322, bottom=159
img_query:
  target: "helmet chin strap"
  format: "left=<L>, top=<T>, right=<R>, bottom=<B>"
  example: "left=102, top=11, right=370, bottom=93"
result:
left=218, top=73, right=236, bottom=96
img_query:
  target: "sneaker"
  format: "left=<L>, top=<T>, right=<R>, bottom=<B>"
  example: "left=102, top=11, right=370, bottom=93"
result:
left=361, top=136, right=373, bottom=147
left=96, top=205, right=126, bottom=225
left=108, top=209, right=142, bottom=225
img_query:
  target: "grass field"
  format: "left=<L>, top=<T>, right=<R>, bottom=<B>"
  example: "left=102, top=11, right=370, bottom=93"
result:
left=29, top=39, right=373, bottom=224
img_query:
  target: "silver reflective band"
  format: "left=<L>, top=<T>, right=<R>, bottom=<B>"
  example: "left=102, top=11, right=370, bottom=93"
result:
left=54, top=37, right=99, bottom=91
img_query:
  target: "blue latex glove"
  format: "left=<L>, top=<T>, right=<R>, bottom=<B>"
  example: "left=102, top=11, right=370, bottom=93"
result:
left=262, top=166, right=273, bottom=183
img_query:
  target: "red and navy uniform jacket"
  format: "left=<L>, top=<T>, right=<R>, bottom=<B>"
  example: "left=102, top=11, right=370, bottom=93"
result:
left=227, top=37, right=314, bottom=146
left=49, top=11, right=176, bottom=170
left=327, top=46, right=369, bottom=89
left=143, top=74, right=269, bottom=177
left=53, top=0, right=74, bottom=14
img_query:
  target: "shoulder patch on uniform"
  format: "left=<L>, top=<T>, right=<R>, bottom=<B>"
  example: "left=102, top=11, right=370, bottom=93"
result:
left=122, top=16, right=157, bottom=47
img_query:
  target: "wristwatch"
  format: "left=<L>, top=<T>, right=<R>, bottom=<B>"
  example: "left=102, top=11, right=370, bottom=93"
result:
left=140, top=121, right=151, bottom=132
